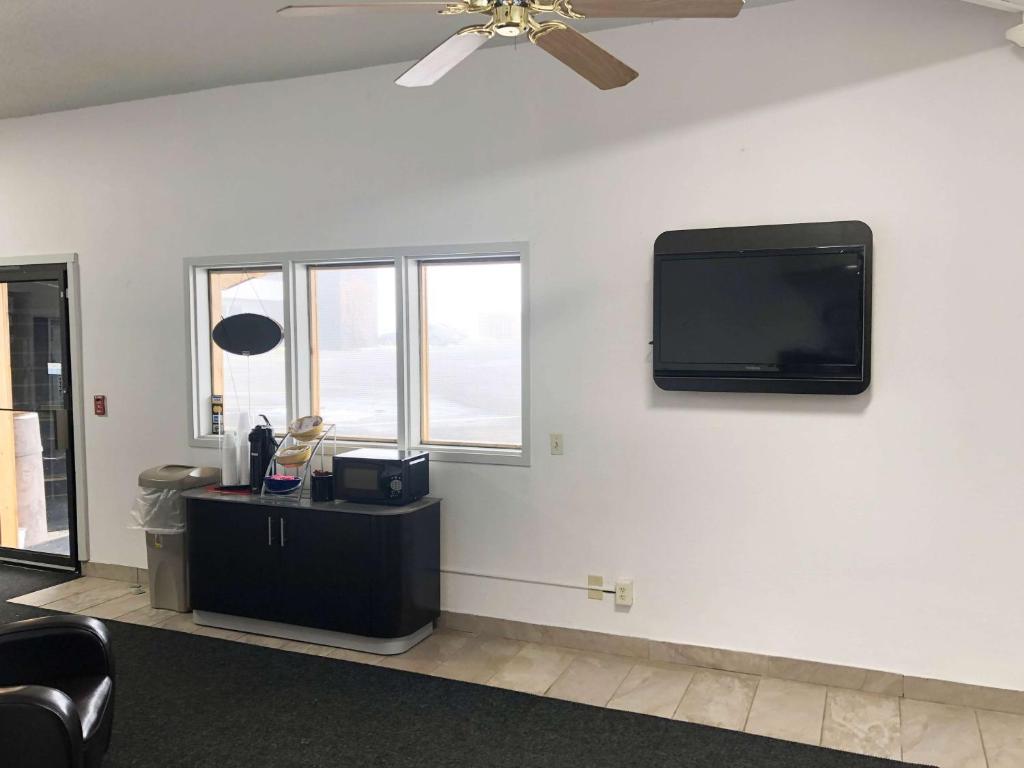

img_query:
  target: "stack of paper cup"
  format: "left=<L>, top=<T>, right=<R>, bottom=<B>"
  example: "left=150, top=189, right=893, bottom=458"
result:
left=221, top=431, right=238, bottom=486
left=236, top=412, right=251, bottom=486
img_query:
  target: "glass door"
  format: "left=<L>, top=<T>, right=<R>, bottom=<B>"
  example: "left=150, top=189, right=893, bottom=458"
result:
left=0, top=264, right=78, bottom=569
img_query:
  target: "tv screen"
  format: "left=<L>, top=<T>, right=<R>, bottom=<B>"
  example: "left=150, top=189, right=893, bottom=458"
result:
left=653, top=224, right=871, bottom=396
left=657, top=250, right=864, bottom=372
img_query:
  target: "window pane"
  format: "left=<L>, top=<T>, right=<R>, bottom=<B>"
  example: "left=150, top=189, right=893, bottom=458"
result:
left=420, top=259, right=521, bottom=448
left=208, top=269, right=287, bottom=433
left=311, top=264, right=397, bottom=441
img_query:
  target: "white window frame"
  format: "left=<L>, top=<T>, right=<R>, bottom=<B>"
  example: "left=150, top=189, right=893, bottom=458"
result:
left=186, top=243, right=530, bottom=467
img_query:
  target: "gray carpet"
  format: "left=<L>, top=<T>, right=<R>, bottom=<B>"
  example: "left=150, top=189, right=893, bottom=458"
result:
left=0, top=561, right=77, bottom=619
left=0, top=564, right=933, bottom=768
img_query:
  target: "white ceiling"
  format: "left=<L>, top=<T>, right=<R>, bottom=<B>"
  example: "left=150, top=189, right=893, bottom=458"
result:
left=0, top=0, right=1008, bottom=121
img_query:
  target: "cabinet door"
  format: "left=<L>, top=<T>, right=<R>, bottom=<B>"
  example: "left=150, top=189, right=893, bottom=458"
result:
left=277, top=508, right=371, bottom=635
left=188, top=501, right=281, bottom=621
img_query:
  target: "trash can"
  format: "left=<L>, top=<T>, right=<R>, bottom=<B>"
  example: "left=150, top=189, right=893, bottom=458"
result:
left=129, top=465, right=221, bottom=612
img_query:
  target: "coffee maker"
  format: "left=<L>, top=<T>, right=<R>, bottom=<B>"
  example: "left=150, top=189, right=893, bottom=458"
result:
left=248, top=416, right=277, bottom=494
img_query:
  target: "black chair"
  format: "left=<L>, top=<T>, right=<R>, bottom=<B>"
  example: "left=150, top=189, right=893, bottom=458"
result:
left=0, top=615, right=115, bottom=768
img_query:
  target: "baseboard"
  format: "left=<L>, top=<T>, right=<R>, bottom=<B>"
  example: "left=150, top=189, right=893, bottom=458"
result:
left=439, top=610, right=1024, bottom=715
left=81, top=561, right=148, bottom=586
left=80, top=563, right=1023, bottom=714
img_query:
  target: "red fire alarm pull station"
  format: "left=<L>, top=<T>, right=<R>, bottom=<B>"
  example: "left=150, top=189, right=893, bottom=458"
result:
left=94, top=395, right=107, bottom=417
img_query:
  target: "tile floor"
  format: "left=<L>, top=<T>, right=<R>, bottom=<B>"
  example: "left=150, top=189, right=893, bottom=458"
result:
left=10, top=576, right=1024, bottom=768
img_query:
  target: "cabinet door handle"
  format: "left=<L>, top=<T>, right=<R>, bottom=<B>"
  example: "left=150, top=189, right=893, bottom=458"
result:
left=280, top=518, right=286, bottom=547
left=267, top=516, right=273, bottom=546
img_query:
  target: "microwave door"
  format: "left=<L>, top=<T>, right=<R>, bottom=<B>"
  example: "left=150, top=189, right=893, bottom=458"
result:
left=342, top=462, right=384, bottom=501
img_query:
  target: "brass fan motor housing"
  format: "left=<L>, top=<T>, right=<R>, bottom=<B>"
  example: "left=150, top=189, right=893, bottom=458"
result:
left=492, top=3, right=529, bottom=36
left=445, top=0, right=578, bottom=40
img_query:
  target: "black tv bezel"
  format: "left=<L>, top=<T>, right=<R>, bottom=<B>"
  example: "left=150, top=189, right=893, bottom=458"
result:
left=653, top=221, right=873, bottom=396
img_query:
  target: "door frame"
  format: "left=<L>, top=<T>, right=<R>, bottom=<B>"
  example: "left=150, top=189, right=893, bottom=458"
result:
left=0, top=253, right=87, bottom=571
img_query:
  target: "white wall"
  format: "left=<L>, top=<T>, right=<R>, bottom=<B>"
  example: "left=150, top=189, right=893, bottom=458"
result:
left=2, top=0, right=1023, bottom=690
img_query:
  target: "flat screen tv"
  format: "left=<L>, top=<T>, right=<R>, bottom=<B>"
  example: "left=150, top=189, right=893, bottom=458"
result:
left=653, top=221, right=872, bottom=395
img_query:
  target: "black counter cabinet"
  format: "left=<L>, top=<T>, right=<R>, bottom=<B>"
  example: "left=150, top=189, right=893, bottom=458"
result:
left=184, top=489, right=440, bottom=654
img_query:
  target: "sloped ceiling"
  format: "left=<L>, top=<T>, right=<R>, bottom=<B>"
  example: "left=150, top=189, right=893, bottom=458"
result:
left=0, top=0, right=1005, bottom=120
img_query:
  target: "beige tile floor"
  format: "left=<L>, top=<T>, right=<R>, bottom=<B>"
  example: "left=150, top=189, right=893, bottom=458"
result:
left=9, top=576, right=1023, bottom=767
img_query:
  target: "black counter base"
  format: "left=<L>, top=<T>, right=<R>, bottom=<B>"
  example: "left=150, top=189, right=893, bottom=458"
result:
left=185, top=489, right=441, bottom=653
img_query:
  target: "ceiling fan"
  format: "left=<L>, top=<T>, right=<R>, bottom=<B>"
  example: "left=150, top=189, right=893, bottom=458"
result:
left=277, top=0, right=746, bottom=90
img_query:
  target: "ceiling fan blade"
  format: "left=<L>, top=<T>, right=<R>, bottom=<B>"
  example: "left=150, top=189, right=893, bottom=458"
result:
left=533, top=26, right=637, bottom=90
left=566, top=0, right=744, bottom=18
left=277, top=3, right=447, bottom=16
left=396, top=30, right=489, bottom=87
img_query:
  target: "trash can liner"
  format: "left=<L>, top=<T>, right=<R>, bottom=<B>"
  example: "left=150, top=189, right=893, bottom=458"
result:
left=129, top=487, right=186, bottom=534
left=128, top=465, right=221, bottom=534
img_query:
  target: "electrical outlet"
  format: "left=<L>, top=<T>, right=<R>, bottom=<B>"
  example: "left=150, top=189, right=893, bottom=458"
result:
left=550, top=433, right=564, bottom=455
left=587, top=574, right=603, bottom=600
left=615, top=579, right=634, bottom=607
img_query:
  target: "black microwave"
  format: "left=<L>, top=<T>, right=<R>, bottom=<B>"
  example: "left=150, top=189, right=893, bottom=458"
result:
left=333, top=449, right=429, bottom=506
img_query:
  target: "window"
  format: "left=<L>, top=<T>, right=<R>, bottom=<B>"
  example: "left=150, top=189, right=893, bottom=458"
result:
left=208, top=268, right=286, bottom=431
left=309, top=264, right=397, bottom=442
left=188, top=245, right=528, bottom=465
left=418, top=259, right=522, bottom=448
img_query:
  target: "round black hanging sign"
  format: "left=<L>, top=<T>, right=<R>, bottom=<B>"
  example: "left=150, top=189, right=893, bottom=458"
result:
left=211, top=313, right=284, bottom=356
